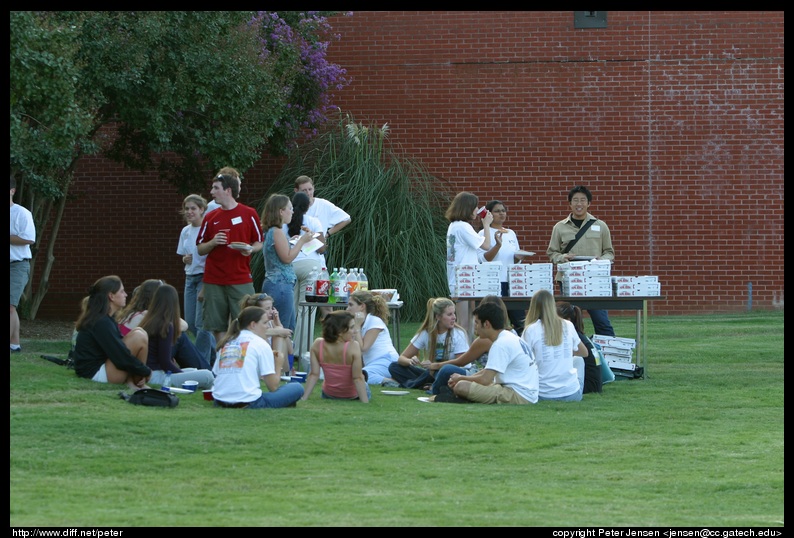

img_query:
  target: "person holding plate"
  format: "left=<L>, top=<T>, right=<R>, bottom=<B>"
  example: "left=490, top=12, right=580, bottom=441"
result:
left=197, top=170, right=264, bottom=344
left=478, top=199, right=531, bottom=334
left=260, top=194, right=314, bottom=336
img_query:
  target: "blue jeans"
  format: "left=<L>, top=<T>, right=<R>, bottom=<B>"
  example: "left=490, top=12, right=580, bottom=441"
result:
left=431, top=364, right=467, bottom=395
left=263, top=280, right=296, bottom=333
left=173, top=332, right=211, bottom=371
left=587, top=309, right=615, bottom=337
left=184, top=273, right=216, bottom=367
left=242, top=383, right=304, bottom=409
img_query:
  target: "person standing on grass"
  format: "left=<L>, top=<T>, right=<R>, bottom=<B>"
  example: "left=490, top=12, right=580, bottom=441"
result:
left=447, top=301, right=538, bottom=405
left=286, top=191, right=326, bottom=359
left=197, top=170, right=263, bottom=344
left=295, top=175, right=351, bottom=322
left=73, top=275, right=152, bottom=392
left=260, top=193, right=314, bottom=337
left=445, top=191, right=493, bottom=337
left=10, top=175, right=35, bottom=353
left=346, top=290, right=399, bottom=386
left=302, top=310, right=370, bottom=403
left=388, top=297, right=470, bottom=392
left=176, top=193, right=216, bottom=367
left=478, top=199, right=531, bottom=334
left=546, top=185, right=615, bottom=337
left=522, top=289, right=588, bottom=402
left=211, top=306, right=303, bottom=409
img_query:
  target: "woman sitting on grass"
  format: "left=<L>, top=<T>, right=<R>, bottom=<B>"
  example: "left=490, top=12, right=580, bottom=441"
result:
left=239, top=293, right=294, bottom=376
left=521, top=289, right=588, bottom=402
left=138, top=283, right=214, bottom=390
left=211, top=306, right=303, bottom=409
left=388, top=297, right=470, bottom=392
left=302, top=310, right=369, bottom=403
left=72, top=275, right=152, bottom=392
left=426, top=295, right=515, bottom=394
left=116, top=278, right=208, bottom=370
left=346, top=290, right=399, bottom=386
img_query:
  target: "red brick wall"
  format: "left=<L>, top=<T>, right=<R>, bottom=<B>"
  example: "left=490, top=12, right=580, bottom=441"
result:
left=35, top=11, right=784, bottom=320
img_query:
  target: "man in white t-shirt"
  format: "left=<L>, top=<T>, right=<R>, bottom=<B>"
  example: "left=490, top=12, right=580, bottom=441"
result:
left=295, top=175, right=351, bottom=320
left=447, top=302, right=538, bottom=404
left=10, top=176, right=36, bottom=352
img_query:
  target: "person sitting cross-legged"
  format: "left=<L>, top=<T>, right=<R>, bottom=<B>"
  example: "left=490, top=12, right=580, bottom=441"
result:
left=446, top=302, right=538, bottom=405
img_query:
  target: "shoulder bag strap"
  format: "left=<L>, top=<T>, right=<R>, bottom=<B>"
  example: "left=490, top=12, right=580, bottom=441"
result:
left=563, top=219, right=597, bottom=254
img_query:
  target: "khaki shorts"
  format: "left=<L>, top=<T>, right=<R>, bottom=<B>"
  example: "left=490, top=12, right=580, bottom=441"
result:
left=203, top=282, right=256, bottom=333
left=466, top=383, right=530, bottom=405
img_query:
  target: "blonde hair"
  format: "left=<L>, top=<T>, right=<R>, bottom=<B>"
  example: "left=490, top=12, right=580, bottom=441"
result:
left=414, top=298, right=465, bottom=361
left=181, top=194, right=207, bottom=221
left=350, top=290, right=389, bottom=323
left=524, top=289, right=562, bottom=346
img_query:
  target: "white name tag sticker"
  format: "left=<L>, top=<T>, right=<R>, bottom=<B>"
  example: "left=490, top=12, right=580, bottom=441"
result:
left=591, top=225, right=601, bottom=232
left=231, top=217, right=243, bottom=225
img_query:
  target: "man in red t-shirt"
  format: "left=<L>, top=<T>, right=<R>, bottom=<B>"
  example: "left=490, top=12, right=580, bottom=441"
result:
left=197, top=171, right=264, bottom=342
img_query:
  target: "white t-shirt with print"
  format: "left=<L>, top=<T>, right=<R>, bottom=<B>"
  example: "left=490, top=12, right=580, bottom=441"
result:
left=211, top=329, right=275, bottom=403
left=446, top=220, right=485, bottom=292
left=410, top=327, right=469, bottom=363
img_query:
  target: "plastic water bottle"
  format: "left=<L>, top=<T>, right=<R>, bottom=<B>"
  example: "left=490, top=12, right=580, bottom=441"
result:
left=162, top=370, right=172, bottom=390
left=328, top=268, right=339, bottom=304
left=334, top=267, right=348, bottom=303
left=305, top=267, right=318, bottom=303
left=358, top=267, right=369, bottom=292
left=316, top=267, right=330, bottom=303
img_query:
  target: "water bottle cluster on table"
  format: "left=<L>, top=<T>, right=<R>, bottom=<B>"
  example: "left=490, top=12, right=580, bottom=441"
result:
left=307, top=267, right=369, bottom=303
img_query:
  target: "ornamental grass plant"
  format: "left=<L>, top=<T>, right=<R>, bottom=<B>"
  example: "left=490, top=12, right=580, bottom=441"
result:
left=10, top=311, right=783, bottom=527
left=251, top=113, right=453, bottom=321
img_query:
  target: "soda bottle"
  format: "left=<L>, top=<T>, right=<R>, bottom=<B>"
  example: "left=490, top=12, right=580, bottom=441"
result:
left=328, top=268, right=338, bottom=304
left=305, top=267, right=318, bottom=303
left=358, top=267, right=369, bottom=292
left=347, top=267, right=359, bottom=295
left=333, top=267, right=348, bottom=303
left=316, top=267, right=330, bottom=303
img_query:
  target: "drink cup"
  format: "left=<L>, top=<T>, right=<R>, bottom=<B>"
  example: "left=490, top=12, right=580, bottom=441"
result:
left=477, top=206, right=487, bottom=219
left=218, top=228, right=230, bottom=243
left=182, top=380, right=199, bottom=392
left=203, top=390, right=214, bottom=401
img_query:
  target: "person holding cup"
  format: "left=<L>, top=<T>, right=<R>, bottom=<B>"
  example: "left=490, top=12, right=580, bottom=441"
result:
left=445, top=191, right=493, bottom=336
left=196, top=170, right=264, bottom=344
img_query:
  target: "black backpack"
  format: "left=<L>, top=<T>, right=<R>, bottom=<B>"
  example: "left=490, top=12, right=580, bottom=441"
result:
left=119, top=389, right=179, bottom=408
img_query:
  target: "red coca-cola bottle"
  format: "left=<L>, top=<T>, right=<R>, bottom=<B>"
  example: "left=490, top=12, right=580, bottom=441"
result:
left=315, top=267, right=330, bottom=303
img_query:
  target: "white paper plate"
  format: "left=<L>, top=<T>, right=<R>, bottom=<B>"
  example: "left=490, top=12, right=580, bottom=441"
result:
left=417, top=396, right=433, bottom=403
left=381, top=390, right=409, bottom=395
left=280, top=376, right=292, bottom=382
left=228, top=243, right=253, bottom=251
left=515, top=250, right=536, bottom=257
left=571, top=255, right=595, bottom=261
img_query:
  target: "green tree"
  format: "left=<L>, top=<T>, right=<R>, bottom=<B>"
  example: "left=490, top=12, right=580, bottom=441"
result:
left=254, top=113, right=454, bottom=321
left=10, top=11, right=349, bottom=318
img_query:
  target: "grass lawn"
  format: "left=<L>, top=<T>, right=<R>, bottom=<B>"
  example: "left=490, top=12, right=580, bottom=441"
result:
left=10, top=311, right=784, bottom=527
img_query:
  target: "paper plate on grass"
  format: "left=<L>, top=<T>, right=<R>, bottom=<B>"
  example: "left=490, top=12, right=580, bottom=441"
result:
left=417, top=396, right=433, bottom=403
left=161, top=386, right=191, bottom=394
left=381, top=390, right=409, bottom=395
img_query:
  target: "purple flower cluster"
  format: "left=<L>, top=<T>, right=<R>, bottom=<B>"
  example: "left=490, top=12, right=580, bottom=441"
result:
left=250, top=11, right=351, bottom=151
